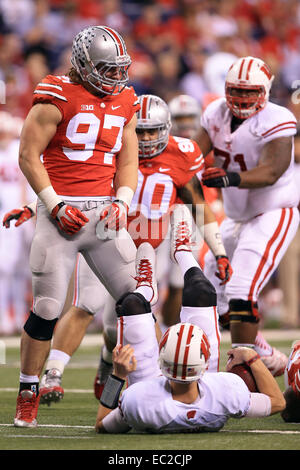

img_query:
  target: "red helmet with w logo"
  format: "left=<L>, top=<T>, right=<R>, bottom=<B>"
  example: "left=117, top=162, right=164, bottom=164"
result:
left=158, top=323, right=210, bottom=382
left=225, top=56, right=274, bottom=119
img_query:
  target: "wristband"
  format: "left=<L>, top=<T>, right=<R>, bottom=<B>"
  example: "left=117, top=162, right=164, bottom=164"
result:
left=200, top=221, right=226, bottom=257
left=116, top=186, right=134, bottom=208
left=225, top=172, right=241, bottom=187
left=245, top=354, right=260, bottom=367
left=38, top=186, right=63, bottom=214
left=26, top=201, right=37, bottom=216
left=100, top=374, right=125, bottom=409
left=114, top=199, right=129, bottom=212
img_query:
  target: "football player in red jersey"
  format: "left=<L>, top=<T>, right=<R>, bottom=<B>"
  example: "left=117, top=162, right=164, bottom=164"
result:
left=13, top=26, right=141, bottom=428
left=6, top=94, right=232, bottom=409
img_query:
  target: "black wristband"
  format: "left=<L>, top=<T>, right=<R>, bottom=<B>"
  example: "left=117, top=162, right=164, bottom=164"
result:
left=100, top=374, right=125, bottom=409
left=25, top=206, right=34, bottom=216
left=226, top=172, right=241, bottom=187
left=114, top=199, right=128, bottom=209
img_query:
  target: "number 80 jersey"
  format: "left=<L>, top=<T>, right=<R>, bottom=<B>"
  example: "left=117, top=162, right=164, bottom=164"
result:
left=128, top=135, right=204, bottom=249
left=33, top=74, right=140, bottom=199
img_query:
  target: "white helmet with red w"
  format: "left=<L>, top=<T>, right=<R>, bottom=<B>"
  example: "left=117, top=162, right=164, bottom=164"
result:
left=158, top=323, right=210, bottom=382
left=225, top=56, right=274, bottom=119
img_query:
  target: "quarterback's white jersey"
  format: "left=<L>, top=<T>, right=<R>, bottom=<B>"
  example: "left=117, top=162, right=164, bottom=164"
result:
left=201, top=98, right=298, bottom=222
left=103, top=373, right=250, bottom=433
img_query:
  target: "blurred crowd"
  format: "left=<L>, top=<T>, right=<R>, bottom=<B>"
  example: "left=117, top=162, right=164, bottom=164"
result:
left=1, top=0, right=300, bottom=116
left=0, top=0, right=300, bottom=334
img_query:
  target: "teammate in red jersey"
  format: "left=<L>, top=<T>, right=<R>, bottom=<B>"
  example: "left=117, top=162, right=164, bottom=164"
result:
left=13, top=26, right=141, bottom=428
left=6, top=94, right=232, bottom=409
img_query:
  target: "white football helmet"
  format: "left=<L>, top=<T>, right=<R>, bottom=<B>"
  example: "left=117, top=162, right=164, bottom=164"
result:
left=225, top=56, right=274, bottom=119
left=203, top=52, right=238, bottom=96
left=168, top=95, right=201, bottom=139
left=137, top=94, right=171, bottom=158
left=71, top=25, right=131, bottom=95
left=158, top=323, right=210, bottom=383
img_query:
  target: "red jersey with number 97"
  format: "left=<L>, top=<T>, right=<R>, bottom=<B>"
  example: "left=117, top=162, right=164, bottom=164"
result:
left=128, top=135, right=204, bottom=248
left=32, top=74, right=140, bottom=198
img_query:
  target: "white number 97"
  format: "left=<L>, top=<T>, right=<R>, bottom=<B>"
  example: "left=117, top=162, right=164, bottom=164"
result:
left=63, top=112, right=125, bottom=163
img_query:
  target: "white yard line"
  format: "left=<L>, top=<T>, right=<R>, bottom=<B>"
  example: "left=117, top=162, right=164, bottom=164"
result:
left=0, top=423, right=299, bottom=435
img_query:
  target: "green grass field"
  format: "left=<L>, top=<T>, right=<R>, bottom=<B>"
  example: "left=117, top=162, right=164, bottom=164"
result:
left=1, top=333, right=300, bottom=452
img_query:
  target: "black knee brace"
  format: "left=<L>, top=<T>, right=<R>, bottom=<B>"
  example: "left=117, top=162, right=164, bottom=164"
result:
left=182, top=267, right=217, bottom=308
left=24, top=311, right=58, bottom=341
left=115, top=292, right=151, bottom=318
left=229, top=299, right=260, bottom=324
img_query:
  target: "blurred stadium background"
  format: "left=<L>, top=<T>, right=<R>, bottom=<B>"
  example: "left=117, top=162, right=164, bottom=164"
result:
left=0, top=0, right=300, bottom=336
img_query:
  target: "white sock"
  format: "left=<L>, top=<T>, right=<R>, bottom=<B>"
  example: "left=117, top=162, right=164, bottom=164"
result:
left=175, top=251, right=199, bottom=276
left=232, top=343, right=255, bottom=349
left=254, top=331, right=273, bottom=356
left=117, top=313, right=160, bottom=386
left=134, top=286, right=153, bottom=303
left=20, top=373, right=39, bottom=383
left=180, top=305, right=221, bottom=372
left=45, top=349, right=71, bottom=375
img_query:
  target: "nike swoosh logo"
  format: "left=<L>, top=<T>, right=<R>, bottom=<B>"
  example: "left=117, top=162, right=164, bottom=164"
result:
left=159, top=167, right=170, bottom=172
left=111, top=105, right=121, bottom=110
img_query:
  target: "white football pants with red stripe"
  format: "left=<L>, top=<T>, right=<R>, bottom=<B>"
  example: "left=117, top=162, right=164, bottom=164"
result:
left=203, top=207, right=299, bottom=316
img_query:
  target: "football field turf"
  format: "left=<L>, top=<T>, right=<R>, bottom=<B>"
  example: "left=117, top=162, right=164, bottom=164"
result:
left=0, top=332, right=300, bottom=452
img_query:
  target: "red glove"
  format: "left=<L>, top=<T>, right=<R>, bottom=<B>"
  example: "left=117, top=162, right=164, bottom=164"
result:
left=99, top=200, right=128, bottom=231
left=215, top=255, right=233, bottom=285
left=3, top=206, right=34, bottom=228
left=51, top=202, right=89, bottom=235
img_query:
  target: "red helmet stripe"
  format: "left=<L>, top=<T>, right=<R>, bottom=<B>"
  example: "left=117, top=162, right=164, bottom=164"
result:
left=181, top=325, right=194, bottom=380
left=173, top=324, right=185, bottom=378
left=238, top=58, right=246, bottom=79
left=102, top=26, right=125, bottom=55
left=245, top=58, right=254, bottom=80
left=141, top=95, right=149, bottom=120
left=201, top=332, right=210, bottom=362
left=260, top=64, right=272, bottom=80
left=159, top=328, right=170, bottom=352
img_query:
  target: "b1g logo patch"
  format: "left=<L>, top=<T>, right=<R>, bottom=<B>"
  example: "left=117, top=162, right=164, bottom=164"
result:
left=81, top=104, right=94, bottom=111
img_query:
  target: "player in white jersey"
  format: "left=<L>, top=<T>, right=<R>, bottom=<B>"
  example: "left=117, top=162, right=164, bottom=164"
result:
left=0, top=112, right=35, bottom=334
left=95, top=205, right=285, bottom=434
left=196, top=56, right=299, bottom=368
